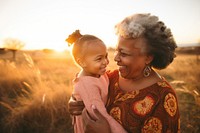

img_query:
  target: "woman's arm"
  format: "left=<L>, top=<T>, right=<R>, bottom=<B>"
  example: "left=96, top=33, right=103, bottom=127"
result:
left=82, top=107, right=111, bottom=133
left=68, top=95, right=84, bottom=115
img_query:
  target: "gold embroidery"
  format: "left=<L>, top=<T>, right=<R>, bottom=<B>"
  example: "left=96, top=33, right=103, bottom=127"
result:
left=142, top=117, right=162, bottom=133
left=110, top=107, right=122, bottom=124
left=114, top=91, right=139, bottom=103
left=157, top=81, right=170, bottom=88
left=114, top=83, right=118, bottom=89
left=164, top=93, right=177, bottom=117
left=132, top=96, right=155, bottom=116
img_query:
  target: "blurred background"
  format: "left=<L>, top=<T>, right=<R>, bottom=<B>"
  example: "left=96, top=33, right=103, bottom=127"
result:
left=0, top=0, right=200, bottom=51
left=0, top=0, right=200, bottom=133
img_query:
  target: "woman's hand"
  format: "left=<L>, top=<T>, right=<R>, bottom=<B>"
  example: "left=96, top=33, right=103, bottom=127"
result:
left=68, top=95, right=85, bottom=115
left=82, top=106, right=111, bottom=133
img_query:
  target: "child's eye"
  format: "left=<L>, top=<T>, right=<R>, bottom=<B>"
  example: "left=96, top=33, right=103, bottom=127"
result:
left=96, top=58, right=102, bottom=61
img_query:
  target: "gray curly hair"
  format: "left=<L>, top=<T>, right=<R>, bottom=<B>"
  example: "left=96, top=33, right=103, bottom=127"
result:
left=115, top=13, right=177, bottom=69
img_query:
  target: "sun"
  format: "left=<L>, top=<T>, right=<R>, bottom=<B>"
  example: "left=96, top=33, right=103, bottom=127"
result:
left=53, top=47, right=66, bottom=52
left=46, top=42, right=71, bottom=52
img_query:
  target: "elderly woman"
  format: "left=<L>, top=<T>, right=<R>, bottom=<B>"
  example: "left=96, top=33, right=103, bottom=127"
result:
left=68, top=13, right=180, bottom=133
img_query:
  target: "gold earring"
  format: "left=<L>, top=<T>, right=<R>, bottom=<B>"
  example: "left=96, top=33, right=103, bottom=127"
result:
left=143, top=65, right=152, bottom=77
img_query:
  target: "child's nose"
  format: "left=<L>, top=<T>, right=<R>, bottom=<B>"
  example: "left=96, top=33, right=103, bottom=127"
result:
left=103, top=58, right=109, bottom=65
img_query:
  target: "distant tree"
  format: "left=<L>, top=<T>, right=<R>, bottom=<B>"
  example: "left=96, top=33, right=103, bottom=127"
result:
left=3, top=38, right=25, bottom=61
left=195, top=39, right=200, bottom=63
left=42, top=49, right=55, bottom=54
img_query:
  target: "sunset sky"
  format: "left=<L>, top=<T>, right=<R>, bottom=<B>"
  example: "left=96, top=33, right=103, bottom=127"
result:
left=0, top=0, right=200, bottom=51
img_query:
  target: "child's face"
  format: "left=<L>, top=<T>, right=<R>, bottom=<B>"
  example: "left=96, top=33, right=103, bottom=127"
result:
left=82, top=40, right=109, bottom=77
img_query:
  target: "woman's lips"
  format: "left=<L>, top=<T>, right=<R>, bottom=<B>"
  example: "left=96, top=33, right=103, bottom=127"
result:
left=118, top=66, right=126, bottom=73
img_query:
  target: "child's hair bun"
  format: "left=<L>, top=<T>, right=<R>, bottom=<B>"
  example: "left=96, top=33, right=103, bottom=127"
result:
left=66, top=30, right=83, bottom=46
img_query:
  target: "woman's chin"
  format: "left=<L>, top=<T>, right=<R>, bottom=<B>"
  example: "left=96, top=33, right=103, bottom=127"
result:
left=118, top=67, right=127, bottom=75
left=118, top=70, right=127, bottom=78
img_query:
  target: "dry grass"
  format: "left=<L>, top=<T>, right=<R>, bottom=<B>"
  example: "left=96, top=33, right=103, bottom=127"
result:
left=159, top=54, right=200, bottom=87
left=158, top=54, right=200, bottom=132
left=0, top=52, right=74, bottom=133
left=0, top=50, right=200, bottom=133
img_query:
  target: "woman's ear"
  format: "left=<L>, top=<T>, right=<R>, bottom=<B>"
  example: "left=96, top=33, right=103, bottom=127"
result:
left=77, top=58, right=86, bottom=67
left=146, top=55, right=154, bottom=64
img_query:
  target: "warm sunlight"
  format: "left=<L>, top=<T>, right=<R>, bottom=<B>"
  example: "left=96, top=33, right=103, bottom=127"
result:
left=50, top=51, right=70, bottom=58
left=0, top=0, right=200, bottom=51
left=1, top=1, right=200, bottom=132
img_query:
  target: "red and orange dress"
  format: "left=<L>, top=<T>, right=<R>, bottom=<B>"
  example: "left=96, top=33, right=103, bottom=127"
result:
left=106, top=70, right=180, bottom=133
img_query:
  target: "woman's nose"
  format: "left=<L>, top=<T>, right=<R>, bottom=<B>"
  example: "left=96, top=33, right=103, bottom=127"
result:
left=114, top=51, right=120, bottom=62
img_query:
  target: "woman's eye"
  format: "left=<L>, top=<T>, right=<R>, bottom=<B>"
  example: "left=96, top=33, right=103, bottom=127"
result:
left=115, top=51, right=130, bottom=57
left=120, top=53, right=128, bottom=57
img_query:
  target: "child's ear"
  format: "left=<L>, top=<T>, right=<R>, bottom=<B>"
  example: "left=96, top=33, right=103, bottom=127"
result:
left=77, top=58, right=86, bottom=67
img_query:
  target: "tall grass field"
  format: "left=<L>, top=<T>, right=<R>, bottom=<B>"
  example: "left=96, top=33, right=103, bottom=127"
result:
left=0, top=49, right=200, bottom=133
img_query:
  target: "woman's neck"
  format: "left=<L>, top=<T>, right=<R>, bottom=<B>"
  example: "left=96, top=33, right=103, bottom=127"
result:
left=119, top=70, right=161, bottom=92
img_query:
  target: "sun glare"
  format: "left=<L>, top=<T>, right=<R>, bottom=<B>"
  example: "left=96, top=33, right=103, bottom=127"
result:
left=54, top=47, right=67, bottom=52
left=0, top=0, right=200, bottom=51
left=44, top=50, right=71, bottom=59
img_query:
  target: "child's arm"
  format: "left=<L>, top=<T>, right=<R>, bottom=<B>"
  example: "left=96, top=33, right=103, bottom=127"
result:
left=75, top=81, right=127, bottom=133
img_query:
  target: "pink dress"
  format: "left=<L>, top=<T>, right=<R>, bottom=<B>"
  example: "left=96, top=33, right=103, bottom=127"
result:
left=72, top=73, right=127, bottom=133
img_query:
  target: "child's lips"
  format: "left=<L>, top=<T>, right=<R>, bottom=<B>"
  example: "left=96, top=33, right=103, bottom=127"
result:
left=101, top=67, right=107, bottom=72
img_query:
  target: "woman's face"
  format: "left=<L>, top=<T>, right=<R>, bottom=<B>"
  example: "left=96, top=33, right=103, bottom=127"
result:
left=114, top=36, right=152, bottom=79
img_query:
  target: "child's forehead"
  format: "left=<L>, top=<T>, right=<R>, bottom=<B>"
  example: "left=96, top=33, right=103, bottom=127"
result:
left=83, top=39, right=106, bottom=48
left=85, top=39, right=104, bottom=45
left=80, top=39, right=107, bottom=57
left=84, top=42, right=107, bottom=54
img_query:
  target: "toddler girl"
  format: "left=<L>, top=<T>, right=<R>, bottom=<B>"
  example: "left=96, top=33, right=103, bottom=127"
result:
left=66, top=30, right=127, bottom=133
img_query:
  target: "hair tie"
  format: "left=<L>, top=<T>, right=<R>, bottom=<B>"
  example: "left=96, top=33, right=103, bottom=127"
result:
left=66, top=30, right=82, bottom=46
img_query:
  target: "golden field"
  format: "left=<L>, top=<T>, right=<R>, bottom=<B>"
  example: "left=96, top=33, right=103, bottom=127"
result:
left=0, top=49, right=200, bottom=133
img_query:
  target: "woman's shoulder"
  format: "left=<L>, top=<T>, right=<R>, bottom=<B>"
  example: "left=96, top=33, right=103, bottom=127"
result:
left=154, top=78, right=177, bottom=96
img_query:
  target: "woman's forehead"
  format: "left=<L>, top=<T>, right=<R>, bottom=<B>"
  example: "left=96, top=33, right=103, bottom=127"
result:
left=117, top=36, right=147, bottom=53
left=118, top=37, right=145, bottom=48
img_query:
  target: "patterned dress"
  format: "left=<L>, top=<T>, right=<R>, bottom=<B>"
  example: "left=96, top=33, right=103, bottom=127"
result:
left=106, top=70, right=180, bottom=133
